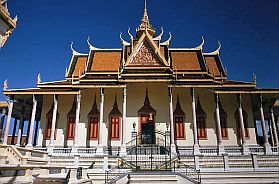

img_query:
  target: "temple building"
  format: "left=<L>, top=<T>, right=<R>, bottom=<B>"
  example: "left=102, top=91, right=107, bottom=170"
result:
left=0, top=1, right=278, bottom=183
left=0, top=0, right=17, bottom=48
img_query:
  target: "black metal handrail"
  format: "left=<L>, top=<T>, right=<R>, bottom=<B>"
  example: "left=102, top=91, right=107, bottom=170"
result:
left=104, top=158, right=134, bottom=183
left=174, top=160, right=201, bottom=184
left=77, top=167, right=82, bottom=180
left=63, top=169, right=70, bottom=184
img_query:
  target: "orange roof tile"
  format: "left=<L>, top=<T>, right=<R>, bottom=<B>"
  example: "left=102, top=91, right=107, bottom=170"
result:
left=171, top=51, right=202, bottom=71
left=90, top=51, right=121, bottom=72
left=204, top=55, right=221, bottom=76
left=72, top=56, right=87, bottom=77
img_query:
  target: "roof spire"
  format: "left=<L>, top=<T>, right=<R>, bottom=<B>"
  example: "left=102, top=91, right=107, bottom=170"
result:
left=143, top=0, right=148, bottom=22
left=136, top=0, right=155, bottom=37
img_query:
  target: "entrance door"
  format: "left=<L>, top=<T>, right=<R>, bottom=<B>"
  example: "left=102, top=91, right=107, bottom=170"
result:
left=140, top=116, right=155, bottom=144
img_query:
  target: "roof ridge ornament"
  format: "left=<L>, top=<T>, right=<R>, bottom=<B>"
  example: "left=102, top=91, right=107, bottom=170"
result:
left=120, top=32, right=130, bottom=46
left=195, top=36, right=205, bottom=50
left=161, top=32, right=172, bottom=45
left=65, top=67, right=68, bottom=78
left=253, top=73, right=257, bottom=85
left=70, top=41, right=86, bottom=55
left=128, top=27, right=133, bottom=39
left=37, top=73, right=41, bottom=84
left=87, top=36, right=99, bottom=50
left=154, top=27, right=164, bottom=40
left=3, top=79, right=8, bottom=91
left=205, top=41, right=221, bottom=55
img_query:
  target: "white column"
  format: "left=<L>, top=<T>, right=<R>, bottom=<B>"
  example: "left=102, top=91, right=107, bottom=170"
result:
left=0, top=108, right=6, bottom=142
left=120, top=88, right=127, bottom=156
left=3, top=96, right=14, bottom=145
left=191, top=88, right=200, bottom=155
left=96, top=88, right=104, bottom=155
left=169, top=87, right=176, bottom=154
left=237, top=94, right=249, bottom=154
left=26, top=95, right=37, bottom=147
left=49, top=95, right=58, bottom=146
left=73, top=94, right=81, bottom=147
left=270, top=108, right=278, bottom=146
left=259, top=94, right=272, bottom=154
left=16, top=106, right=25, bottom=146
left=215, top=94, right=224, bottom=154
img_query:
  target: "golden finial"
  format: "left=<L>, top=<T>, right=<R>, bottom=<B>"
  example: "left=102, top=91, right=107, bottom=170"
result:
left=37, top=73, right=41, bottom=84
left=253, top=73, right=257, bottom=85
left=3, top=79, right=8, bottom=91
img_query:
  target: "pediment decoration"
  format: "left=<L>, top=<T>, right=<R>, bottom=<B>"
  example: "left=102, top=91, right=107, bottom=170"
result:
left=130, top=40, right=160, bottom=65
left=88, top=94, right=100, bottom=118
left=67, top=99, right=76, bottom=117
left=109, top=96, right=122, bottom=116
left=138, top=88, right=156, bottom=115
left=173, top=95, right=185, bottom=116
left=126, top=33, right=169, bottom=67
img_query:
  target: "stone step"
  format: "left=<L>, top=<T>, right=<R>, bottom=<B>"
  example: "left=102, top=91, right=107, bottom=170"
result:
left=200, top=170, right=279, bottom=184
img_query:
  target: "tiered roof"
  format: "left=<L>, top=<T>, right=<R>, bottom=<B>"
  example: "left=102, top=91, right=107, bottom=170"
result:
left=3, top=0, right=279, bottom=96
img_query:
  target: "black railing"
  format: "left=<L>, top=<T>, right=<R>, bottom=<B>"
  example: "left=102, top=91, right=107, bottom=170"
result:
left=126, top=131, right=172, bottom=171
left=63, top=170, right=70, bottom=184
left=104, top=159, right=133, bottom=183
left=77, top=167, right=82, bottom=180
left=174, top=160, right=201, bottom=184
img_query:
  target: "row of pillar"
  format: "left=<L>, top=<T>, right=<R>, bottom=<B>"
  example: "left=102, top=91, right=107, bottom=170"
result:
left=1, top=95, right=39, bottom=147
left=171, top=88, right=276, bottom=155
left=1, top=89, right=278, bottom=156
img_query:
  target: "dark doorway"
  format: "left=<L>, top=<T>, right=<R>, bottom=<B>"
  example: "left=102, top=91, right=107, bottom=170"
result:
left=141, top=120, right=155, bottom=144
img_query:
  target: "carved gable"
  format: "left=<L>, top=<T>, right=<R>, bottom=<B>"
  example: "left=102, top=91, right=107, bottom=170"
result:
left=129, top=40, right=161, bottom=66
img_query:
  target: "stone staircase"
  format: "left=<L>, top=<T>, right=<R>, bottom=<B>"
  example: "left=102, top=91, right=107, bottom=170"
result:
left=200, top=170, right=279, bottom=184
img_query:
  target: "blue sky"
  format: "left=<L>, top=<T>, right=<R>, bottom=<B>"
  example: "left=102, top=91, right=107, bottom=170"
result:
left=0, top=0, right=278, bottom=101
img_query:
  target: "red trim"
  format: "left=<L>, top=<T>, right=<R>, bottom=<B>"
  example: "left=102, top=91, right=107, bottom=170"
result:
left=175, top=116, right=185, bottom=140
left=67, top=117, right=75, bottom=140
left=45, top=117, right=57, bottom=140
left=220, top=116, right=228, bottom=139
left=197, top=115, right=207, bottom=139
left=88, top=117, right=99, bottom=140
left=111, top=116, right=120, bottom=140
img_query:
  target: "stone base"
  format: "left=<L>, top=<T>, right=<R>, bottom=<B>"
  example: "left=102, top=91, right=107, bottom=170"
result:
left=47, top=145, right=54, bottom=155
left=170, top=144, right=177, bottom=155
left=263, top=143, right=272, bottom=154
left=25, top=144, right=33, bottom=148
left=119, top=145, right=127, bottom=157
left=96, top=145, right=104, bottom=156
left=71, top=146, right=78, bottom=154
left=193, top=144, right=200, bottom=155
left=218, top=144, right=225, bottom=155
left=242, top=144, right=250, bottom=155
